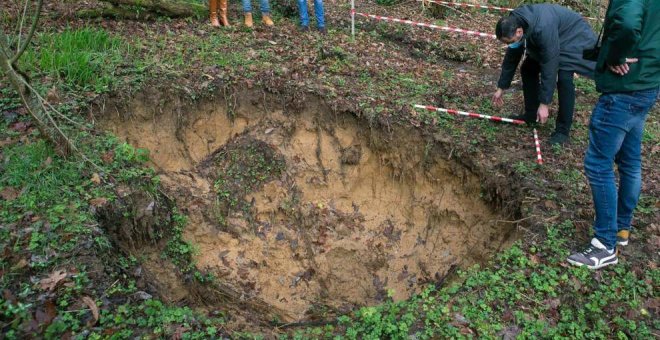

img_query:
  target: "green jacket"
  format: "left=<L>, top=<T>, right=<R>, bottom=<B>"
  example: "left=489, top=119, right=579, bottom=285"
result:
left=595, top=0, right=660, bottom=93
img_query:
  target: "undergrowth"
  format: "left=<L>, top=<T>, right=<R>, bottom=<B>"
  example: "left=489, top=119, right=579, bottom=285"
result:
left=290, top=221, right=658, bottom=339
left=0, top=118, right=224, bottom=338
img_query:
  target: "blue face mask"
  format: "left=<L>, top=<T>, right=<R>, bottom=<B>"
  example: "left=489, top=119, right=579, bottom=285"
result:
left=508, top=36, right=524, bottom=49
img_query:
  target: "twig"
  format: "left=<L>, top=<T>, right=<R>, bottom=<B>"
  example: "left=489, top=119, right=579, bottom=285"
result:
left=435, top=263, right=457, bottom=288
left=16, top=0, right=29, bottom=53
left=494, top=215, right=536, bottom=224
left=12, top=0, right=43, bottom=65
left=14, top=71, right=104, bottom=172
left=21, top=80, right=90, bottom=129
left=272, top=318, right=339, bottom=329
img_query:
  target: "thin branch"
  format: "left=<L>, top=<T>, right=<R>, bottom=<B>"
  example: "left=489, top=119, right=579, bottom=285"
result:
left=0, top=25, right=12, bottom=60
left=15, top=75, right=104, bottom=172
left=1, top=35, right=102, bottom=171
left=16, top=0, right=30, bottom=53
left=11, top=0, right=43, bottom=65
left=21, top=80, right=90, bottom=129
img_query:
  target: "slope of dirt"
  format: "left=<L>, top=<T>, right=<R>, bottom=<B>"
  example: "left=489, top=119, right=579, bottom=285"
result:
left=101, top=89, right=517, bottom=321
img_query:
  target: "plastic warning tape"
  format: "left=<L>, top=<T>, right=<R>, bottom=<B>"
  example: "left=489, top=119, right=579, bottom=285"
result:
left=419, top=0, right=599, bottom=21
left=421, top=0, right=512, bottom=13
left=414, top=104, right=526, bottom=125
left=353, top=10, right=497, bottom=39
left=533, top=128, right=543, bottom=165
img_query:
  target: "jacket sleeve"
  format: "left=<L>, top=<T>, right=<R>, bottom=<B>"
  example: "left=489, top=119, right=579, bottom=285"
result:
left=604, top=0, right=645, bottom=66
left=536, top=27, right=560, bottom=105
left=497, top=45, right=525, bottom=90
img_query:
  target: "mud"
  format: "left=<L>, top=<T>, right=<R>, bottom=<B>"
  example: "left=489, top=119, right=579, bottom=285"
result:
left=101, top=89, right=516, bottom=321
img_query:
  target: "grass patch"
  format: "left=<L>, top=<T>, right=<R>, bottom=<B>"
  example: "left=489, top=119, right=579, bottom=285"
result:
left=19, top=27, right=129, bottom=92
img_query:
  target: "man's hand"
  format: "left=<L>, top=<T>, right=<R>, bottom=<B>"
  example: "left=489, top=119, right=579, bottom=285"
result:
left=492, top=88, right=504, bottom=107
left=608, top=58, right=639, bottom=76
left=537, top=104, right=549, bottom=124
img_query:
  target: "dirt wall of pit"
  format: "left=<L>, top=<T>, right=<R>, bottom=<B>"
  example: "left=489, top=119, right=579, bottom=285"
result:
left=96, top=86, right=521, bottom=322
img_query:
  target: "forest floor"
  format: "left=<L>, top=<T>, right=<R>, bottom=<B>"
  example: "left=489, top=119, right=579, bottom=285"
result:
left=1, top=0, right=658, bottom=338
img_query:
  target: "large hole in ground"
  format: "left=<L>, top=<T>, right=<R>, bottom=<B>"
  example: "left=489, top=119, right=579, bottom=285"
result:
left=101, top=90, right=516, bottom=321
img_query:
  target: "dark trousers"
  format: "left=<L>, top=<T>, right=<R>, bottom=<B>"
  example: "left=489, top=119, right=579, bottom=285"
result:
left=520, top=57, right=576, bottom=135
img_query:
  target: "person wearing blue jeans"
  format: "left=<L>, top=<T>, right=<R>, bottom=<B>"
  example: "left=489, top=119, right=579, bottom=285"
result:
left=567, top=0, right=660, bottom=269
left=297, top=0, right=325, bottom=33
left=242, top=0, right=274, bottom=28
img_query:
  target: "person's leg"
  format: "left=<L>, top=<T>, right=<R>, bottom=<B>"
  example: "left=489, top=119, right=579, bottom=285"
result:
left=298, top=0, right=310, bottom=28
left=583, top=93, right=629, bottom=250
left=313, top=0, right=325, bottom=29
left=210, top=0, right=220, bottom=27
left=260, top=0, right=274, bottom=25
left=242, top=0, right=252, bottom=13
left=554, top=70, right=575, bottom=137
left=567, top=93, right=632, bottom=269
left=520, top=58, right=541, bottom=122
left=259, top=0, right=270, bottom=13
left=242, top=0, right=253, bottom=27
left=218, top=0, right=230, bottom=26
left=614, top=88, right=659, bottom=239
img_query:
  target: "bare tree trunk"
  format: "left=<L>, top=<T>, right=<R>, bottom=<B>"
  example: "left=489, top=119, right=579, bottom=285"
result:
left=98, top=0, right=206, bottom=18
left=76, top=6, right=160, bottom=20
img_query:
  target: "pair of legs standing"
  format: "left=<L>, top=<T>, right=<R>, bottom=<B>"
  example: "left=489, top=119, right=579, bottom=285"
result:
left=209, top=0, right=274, bottom=27
left=520, top=57, right=575, bottom=144
left=568, top=87, right=659, bottom=269
left=242, top=0, right=274, bottom=27
left=584, top=88, right=659, bottom=249
left=209, top=0, right=230, bottom=27
left=298, top=0, right=325, bottom=31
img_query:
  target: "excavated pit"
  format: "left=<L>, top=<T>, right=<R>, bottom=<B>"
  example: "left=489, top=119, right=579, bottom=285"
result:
left=101, top=90, right=516, bottom=321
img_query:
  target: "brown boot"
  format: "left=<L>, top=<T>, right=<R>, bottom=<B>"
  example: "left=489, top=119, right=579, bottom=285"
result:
left=244, top=13, right=253, bottom=28
left=262, top=14, right=274, bottom=26
left=218, top=0, right=230, bottom=27
left=209, top=0, right=220, bottom=27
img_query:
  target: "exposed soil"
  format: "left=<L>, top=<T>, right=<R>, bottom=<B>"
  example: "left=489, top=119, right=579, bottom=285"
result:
left=101, top=88, right=517, bottom=321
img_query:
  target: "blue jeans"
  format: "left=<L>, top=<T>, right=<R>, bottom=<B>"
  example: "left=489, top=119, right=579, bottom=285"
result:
left=584, top=87, right=659, bottom=249
left=298, top=0, right=325, bottom=28
left=242, top=0, right=270, bottom=13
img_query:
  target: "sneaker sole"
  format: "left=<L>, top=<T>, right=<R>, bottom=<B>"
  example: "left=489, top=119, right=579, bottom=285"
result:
left=567, top=257, right=618, bottom=270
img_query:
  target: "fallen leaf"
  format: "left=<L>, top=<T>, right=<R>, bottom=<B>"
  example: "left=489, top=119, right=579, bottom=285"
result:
left=91, top=173, right=101, bottom=185
left=11, top=258, right=28, bottom=270
left=3, top=289, right=16, bottom=304
left=81, top=296, right=99, bottom=327
left=0, top=137, right=16, bottom=148
left=530, top=255, right=541, bottom=264
left=101, top=151, right=115, bottom=164
left=1, top=187, right=20, bottom=201
left=39, top=270, right=68, bottom=292
left=10, top=121, right=31, bottom=132
left=172, top=325, right=189, bottom=340
left=89, top=197, right=108, bottom=207
left=35, top=300, right=57, bottom=327
left=46, top=87, right=60, bottom=103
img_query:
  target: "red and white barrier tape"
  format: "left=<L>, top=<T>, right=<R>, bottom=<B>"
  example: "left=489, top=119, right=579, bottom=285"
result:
left=353, top=10, right=497, bottom=39
left=418, top=0, right=599, bottom=21
left=533, top=128, right=543, bottom=165
left=414, top=104, right=526, bottom=125
left=421, top=0, right=511, bottom=12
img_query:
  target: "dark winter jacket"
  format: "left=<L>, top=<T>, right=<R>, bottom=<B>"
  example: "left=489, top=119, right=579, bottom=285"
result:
left=595, top=0, right=660, bottom=93
left=497, top=4, right=597, bottom=104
